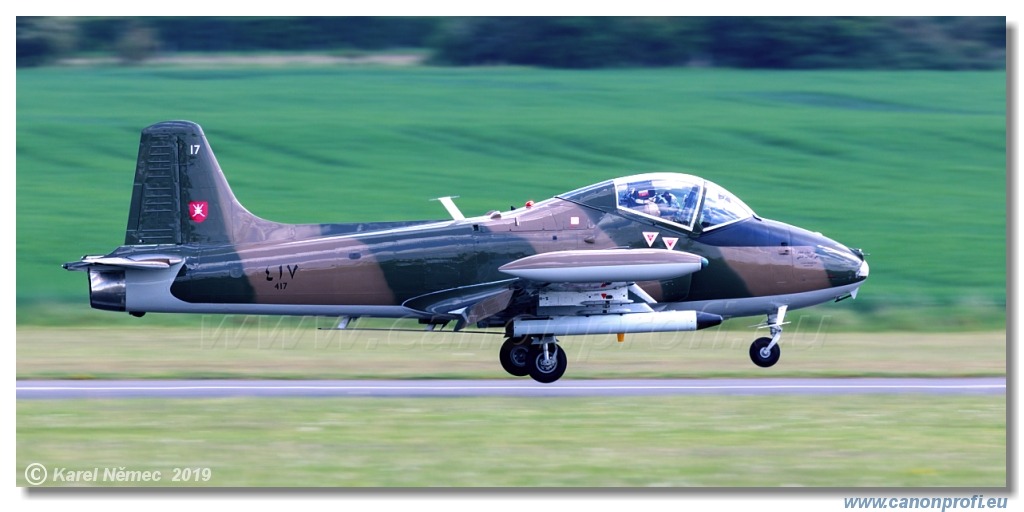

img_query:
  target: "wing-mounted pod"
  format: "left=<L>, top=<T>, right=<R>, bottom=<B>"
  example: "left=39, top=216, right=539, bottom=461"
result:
left=499, top=249, right=720, bottom=336
left=510, top=310, right=722, bottom=337
left=498, top=249, right=707, bottom=283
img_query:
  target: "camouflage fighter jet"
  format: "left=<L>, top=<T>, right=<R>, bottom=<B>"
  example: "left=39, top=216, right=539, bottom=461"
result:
left=65, top=121, right=870, bottom=383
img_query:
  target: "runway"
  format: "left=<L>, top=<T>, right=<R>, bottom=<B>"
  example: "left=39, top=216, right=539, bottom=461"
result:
left=16, top=377, right=1006, bottom=399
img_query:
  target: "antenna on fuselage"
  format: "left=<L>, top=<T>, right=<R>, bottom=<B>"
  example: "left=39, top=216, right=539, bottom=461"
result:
left=431, top=196, right=465, bottom=220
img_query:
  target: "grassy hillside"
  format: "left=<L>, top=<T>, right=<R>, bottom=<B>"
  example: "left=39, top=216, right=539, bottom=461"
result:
left=16, top=66, right=1006, bottom=327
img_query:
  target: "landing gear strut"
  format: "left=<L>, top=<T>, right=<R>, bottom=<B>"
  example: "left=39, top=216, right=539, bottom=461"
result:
left=499, top=335, right=567, bottom=383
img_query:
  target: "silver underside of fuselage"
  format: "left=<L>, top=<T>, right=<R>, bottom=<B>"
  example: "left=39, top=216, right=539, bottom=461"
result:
left=123, top=262, right=426, bottom=318
left=665, top=282, right=862, bottom=320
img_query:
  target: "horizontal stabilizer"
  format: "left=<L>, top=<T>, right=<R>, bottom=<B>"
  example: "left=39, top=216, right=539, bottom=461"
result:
left=63, top=255, right=182, bottom=272
left=499, top=249, right=707, bottom=283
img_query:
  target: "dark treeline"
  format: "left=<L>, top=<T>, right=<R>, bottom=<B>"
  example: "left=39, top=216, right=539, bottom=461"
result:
left=17, top=16, right=1006, bottom=70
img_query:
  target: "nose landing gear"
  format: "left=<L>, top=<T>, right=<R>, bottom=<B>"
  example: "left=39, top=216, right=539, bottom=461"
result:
left=750, top=336, right=781, bottom=367
left=749, top=305, right=787, bottom=368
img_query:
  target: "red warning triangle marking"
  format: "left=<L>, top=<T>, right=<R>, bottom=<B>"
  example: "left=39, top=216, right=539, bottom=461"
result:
left=664, top=237, right=678, bottom=251
left=643, top=232, right=658, bottom=247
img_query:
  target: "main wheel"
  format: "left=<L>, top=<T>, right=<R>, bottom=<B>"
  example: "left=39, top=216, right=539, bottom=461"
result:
left=749, top=337, right=780, bottom=368
left=526, top=343, right=567, bottom=384
left=499, top=336, right=531, bottom=377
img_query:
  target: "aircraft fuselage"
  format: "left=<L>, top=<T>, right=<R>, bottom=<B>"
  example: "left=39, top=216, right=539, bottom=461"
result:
left=66, top=121, right=869, bottom=382
left=104, top=196, right=866, bottom=323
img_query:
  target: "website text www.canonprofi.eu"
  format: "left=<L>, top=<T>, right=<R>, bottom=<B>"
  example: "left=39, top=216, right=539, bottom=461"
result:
left=844, top=496, right=1008, bottom=512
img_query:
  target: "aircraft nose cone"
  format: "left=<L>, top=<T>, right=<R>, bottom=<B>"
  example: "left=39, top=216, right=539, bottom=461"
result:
left=786, top=223, right=867, bottom=286
left=857, top=258, right=870, bottom=279
left=817, top=243, right=866, bottom=286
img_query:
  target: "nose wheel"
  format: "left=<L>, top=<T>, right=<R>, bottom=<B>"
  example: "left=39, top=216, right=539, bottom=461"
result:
left=749, top=337, right=780, bottom=367
left=749, top=305, right=786, bottom=368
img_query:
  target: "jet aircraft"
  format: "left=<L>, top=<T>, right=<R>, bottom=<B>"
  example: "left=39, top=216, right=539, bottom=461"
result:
left=65, top=121, right=870, bottom=383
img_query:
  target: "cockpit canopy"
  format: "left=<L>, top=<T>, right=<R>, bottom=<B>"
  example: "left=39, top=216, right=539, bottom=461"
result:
left=560, top=172, right=756, bottom=232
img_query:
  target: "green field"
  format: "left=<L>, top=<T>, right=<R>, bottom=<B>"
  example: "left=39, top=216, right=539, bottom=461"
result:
left=16, top=66, right=1006, bottom=329
left=17, top=395, right=1005, bottom=487
left=16, top=327, right=1006, bottom=380
left=15, top=327, right=1007, bottom=487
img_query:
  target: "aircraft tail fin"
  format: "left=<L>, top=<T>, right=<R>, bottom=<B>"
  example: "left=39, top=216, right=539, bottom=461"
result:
left=124, top=120, right=285, bottom=246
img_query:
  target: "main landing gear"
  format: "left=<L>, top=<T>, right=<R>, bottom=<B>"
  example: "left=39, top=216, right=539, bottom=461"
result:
left=749, top=305, right=787, bottom=368
left=499, top=335, right=567, bottom=384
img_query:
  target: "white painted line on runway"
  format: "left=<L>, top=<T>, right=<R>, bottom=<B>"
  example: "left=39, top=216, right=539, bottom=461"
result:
left=16, top=378, right=1006, bottom=398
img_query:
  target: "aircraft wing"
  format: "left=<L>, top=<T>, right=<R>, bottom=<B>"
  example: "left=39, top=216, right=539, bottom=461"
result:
left=397, top=249, right=708, bottom=331
left=63, top=255, right=183, bottom=271
left=402, top=280, right=519, bottom=329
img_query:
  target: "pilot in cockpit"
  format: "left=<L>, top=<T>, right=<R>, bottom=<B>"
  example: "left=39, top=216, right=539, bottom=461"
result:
left=657, top=190, right=679, bottom=208
left=651, top=190, right=681, bottom=221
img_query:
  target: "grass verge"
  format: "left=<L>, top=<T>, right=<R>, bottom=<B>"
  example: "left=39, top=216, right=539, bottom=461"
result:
left=17, top=326, right=1005, bottom=380
left=16, top=395, right=1005, bottom=487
